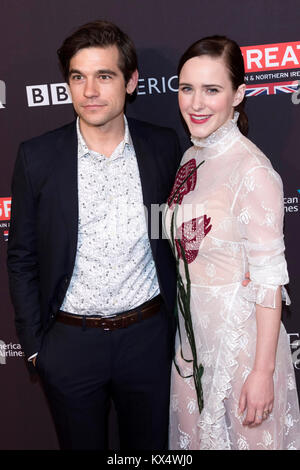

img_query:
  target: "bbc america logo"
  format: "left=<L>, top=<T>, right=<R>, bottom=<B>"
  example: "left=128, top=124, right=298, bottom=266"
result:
left=26, top=83, right=72, bottom=107
left=26, top=75, right=179, bottom=107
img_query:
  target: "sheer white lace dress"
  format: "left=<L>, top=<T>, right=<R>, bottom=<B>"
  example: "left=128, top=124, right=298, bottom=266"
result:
left=166, top=114, right=300, bottom=450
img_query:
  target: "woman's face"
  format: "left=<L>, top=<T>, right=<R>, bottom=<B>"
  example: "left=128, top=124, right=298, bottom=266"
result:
left=178, top=55, right=245, bottom=139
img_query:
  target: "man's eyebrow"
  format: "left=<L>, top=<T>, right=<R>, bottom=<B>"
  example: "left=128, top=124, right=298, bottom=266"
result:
left=69, top=68, right=82, bottom=76
left=69, top=68, right=118, bottom=76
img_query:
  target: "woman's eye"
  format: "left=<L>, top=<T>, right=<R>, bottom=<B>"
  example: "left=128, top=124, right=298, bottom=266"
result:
left=180, top=86, right=192, bottom=93
left=207, top=88, right=218, bottom=94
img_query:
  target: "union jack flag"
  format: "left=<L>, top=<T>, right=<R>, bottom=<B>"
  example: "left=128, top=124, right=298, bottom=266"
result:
left=3, top=230, right=8, bottom=242
left=245, top=81, right=299, bottom=97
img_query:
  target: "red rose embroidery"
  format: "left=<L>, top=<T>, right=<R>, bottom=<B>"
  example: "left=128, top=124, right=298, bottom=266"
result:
left=175, top=215, right=212, bottom=264
left=168, top=159, right=197, bottom=209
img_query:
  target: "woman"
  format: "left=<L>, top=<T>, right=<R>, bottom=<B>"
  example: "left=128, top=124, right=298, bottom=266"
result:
left=165, top=36, right=300, bottom=450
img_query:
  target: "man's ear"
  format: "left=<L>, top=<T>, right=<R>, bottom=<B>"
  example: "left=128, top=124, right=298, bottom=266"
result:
left=126, top=69, right=139, bottom=95
left=233, top=83, right=246, bottom=107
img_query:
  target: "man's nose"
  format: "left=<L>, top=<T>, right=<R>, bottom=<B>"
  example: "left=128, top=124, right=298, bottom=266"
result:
left=83, top=79, right=99, bottom=98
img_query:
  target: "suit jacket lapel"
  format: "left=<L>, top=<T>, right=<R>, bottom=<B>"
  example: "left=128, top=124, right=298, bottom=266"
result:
left=129, top=119, right=159, bottom=257
left=54, top=121, right=79, bottom=266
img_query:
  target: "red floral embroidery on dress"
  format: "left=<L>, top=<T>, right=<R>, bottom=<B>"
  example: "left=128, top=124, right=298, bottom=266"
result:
left=175, top=215, right=212, bottom=264
left=167, top=159, right=197, bottom=209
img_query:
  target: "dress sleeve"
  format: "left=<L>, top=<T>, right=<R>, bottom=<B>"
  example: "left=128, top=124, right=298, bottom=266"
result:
left=233, top=164, right=290, bottom=308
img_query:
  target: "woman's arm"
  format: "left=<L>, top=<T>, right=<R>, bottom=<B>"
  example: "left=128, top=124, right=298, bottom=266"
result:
left=232, top=162, right=290, bottom=428
left=238, top=288, right=282, bottom=426
left=253, top=288, right=282, bottom=374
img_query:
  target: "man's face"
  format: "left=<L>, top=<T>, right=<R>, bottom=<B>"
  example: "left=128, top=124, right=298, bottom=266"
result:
left=68, top=45, right=138, bottom=131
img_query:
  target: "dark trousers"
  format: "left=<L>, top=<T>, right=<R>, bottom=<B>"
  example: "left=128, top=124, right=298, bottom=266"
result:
left=36, top=305, right=173, bottom=450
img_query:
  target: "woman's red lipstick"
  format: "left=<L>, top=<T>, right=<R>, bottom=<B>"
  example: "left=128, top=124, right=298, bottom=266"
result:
left=190, top=114, right=211, bottom=124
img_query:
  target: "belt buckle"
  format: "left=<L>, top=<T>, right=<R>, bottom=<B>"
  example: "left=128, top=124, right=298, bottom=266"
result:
left=102, top=313, right=117, bottom=331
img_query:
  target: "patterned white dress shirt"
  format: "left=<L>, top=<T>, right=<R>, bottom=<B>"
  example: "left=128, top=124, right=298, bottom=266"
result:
left=60, top=116, right=160, bottom=316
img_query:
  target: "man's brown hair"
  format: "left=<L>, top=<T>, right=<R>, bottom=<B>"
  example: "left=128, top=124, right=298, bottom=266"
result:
left=57, top=20, right=138, bottom=85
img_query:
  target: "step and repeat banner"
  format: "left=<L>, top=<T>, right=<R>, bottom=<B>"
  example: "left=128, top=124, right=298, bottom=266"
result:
left=0, top=0, right=299, bottom=449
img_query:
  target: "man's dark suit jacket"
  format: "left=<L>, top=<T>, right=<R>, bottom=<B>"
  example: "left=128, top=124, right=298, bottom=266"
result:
left=7, top=117, right=182, bottom=360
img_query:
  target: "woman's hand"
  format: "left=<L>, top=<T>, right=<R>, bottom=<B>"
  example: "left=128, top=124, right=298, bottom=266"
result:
left=238, top=370, right=274, bottom=426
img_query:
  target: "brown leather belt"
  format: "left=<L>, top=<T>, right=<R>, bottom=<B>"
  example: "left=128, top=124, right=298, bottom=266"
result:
left=56, top=295, right=162, bottom=330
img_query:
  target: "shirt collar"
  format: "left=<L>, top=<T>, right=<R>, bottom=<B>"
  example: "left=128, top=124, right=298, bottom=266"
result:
left=76, top=115, right=133, bottom=160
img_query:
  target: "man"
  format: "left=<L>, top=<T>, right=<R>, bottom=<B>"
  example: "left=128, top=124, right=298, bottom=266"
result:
left=7, top=20, right=181, bottom=450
